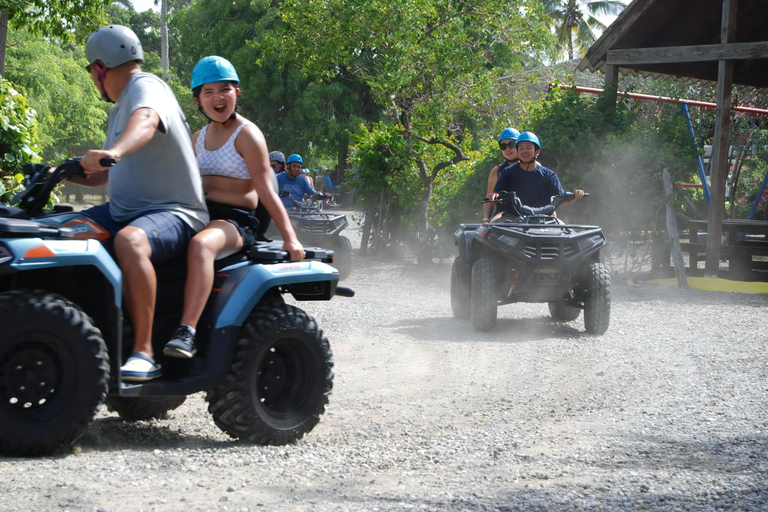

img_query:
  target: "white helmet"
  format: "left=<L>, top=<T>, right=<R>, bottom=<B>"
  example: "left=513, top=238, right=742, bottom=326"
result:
left=85, top=25, right=144, bottom=69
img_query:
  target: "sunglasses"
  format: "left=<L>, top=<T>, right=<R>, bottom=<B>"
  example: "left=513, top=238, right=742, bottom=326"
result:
left=499, top=142, right=517, bottom=150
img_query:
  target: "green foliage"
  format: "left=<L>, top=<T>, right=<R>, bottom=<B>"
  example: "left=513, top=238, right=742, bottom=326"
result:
left=281, top=0, right=555, bottom=247
left=5, top=29, right=108, bottom=162
left=4, top=0, right=111, bottom=43
left=0, top=79, right=40, bottom=203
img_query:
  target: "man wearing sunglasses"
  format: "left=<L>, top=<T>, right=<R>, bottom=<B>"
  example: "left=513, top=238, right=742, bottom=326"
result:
left=483, top=128, right=520, bottom=223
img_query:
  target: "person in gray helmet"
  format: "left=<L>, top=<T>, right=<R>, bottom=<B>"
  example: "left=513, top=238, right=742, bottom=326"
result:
left=268, top=151, right=285, bottom=174
left=68, top=24, right=208, bottom=382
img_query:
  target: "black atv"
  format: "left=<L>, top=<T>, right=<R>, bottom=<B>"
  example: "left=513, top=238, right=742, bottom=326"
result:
left=451, top=191, right=610, bottom=334
left=267, top=192, right=353, bottom=280
left=0, top=158, right=354, bottom=457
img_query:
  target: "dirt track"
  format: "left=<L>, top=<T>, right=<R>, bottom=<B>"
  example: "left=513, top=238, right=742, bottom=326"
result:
left=1, top=247, right=767, bottom=511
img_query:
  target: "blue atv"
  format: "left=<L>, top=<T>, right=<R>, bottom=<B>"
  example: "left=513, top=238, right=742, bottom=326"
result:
left=0, top=158, right=353, bottom=457
left=451, top=191, right=610, bottom=334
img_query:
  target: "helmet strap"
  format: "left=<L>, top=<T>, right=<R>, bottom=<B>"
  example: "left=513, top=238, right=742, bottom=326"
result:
left=93, top=64, right=113, bottom=103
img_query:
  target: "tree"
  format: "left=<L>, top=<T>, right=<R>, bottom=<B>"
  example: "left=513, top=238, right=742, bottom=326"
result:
left=544, top=0, right=625, bottom=61
left=0, top=0, right=111, bottom=76
left=279, top=0, right=553, bottom=245
left=5, top=28, right=108, bottom=162
left=173, top=0, right=380, bottom=165
left=0, top=78, right=40, bottom=203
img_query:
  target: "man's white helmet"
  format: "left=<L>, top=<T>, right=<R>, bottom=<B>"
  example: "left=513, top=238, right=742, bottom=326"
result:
left=85, top=25, right=144, bottom=69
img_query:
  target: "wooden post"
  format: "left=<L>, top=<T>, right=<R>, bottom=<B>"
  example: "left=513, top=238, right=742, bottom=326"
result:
left=705, top=0, right=738, bottom=275
left=663, top=169, right=689, bottom=289
left=604, top=64, right=619, bottom=112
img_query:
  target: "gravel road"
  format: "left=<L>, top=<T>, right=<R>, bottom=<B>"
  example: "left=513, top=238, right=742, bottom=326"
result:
left=1, top=218, right=766, bottom=511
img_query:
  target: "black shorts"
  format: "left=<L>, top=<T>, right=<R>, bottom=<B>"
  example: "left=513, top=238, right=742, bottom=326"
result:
left=206, top=200, right=260, bottom=248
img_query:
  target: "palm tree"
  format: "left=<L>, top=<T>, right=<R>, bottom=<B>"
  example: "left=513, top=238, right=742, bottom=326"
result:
left=545, top=0, right=626, bottom=61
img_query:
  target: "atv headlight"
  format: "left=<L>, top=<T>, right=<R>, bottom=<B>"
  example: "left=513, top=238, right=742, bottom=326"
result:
left=577, top=234, right=604, bottom=251
left=489, top=232, right=519, bottom=248
left=0, top=244, right=13, bottom=265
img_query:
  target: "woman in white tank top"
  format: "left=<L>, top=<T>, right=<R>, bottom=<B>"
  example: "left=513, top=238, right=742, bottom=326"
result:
left=163, top=56, right=304, bottom=359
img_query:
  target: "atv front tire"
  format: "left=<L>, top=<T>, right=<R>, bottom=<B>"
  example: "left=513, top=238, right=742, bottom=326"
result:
left=334, top=235, right=353, bottom=280
left=470, top=257, right=497, bottom=331
left=106, top=396, right=187, bottom=421
left=548, top=299, right=581, bottom=322
left=450, top=256, right=470, bottom=319
left=0, top=290, right=109, bottom=456
left=584, top=263, right=611, bottom=335
left=207, top=304, right=333, bottom=445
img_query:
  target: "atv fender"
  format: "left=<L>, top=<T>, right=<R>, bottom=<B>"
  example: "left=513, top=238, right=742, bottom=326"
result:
left=2, top=238, right=122, bottom=305
left=213, top=261, right=339, bottom=329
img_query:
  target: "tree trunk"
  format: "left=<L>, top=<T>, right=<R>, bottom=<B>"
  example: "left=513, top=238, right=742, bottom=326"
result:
left=0, top=9, right=9, bottom=78
left=415, top=158, right=432, bottom=238
left=160, top=0, right=169, bottom=77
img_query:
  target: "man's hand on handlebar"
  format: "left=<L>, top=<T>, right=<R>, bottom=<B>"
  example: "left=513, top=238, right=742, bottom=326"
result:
left=81, top=149, right=120, bottom=174
left=282, top=238, right=305, bottom=262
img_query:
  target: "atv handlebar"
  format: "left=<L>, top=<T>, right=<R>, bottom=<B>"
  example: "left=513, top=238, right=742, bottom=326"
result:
left=483, top=191, right=588, bottom=218
left=12, top=157, right=116, bottom=217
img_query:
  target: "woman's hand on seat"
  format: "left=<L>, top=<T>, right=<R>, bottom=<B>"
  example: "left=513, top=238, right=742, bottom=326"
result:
left=283, top=238, right=305, bottom=261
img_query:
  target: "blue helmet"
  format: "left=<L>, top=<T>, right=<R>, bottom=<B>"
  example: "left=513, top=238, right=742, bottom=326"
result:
left=191, top=56, right=240, bottom=90
left=302, top=168, right=310, bottom=174
left=286, top=154, right=303, bottom=165
left=516, top=132, right=541, bottom=150
left=497, top=127, right=520, bottom=142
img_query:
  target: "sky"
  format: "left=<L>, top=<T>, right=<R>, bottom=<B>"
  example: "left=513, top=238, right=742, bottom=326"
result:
left=132, top=0, right=157, bottom=12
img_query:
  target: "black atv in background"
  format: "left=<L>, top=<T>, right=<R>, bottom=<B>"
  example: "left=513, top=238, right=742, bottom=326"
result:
left=451, top=191, right=610, bottom=334
left=268, top=192, right=353, bottom=280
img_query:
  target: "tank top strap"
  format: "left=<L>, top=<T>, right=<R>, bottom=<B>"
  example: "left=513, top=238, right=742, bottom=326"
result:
left=226, top=123, right=247, bottom=148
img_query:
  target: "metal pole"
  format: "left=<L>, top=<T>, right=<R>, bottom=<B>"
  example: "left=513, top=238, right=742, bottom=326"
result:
left=681, top=102, right=711, bottom=205
left=747, top=169, right=768, bottom=220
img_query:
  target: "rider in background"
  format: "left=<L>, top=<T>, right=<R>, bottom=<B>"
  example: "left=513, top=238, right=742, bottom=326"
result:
left=483, top=128, right=520, bottom=223
left=269, top=151, right=285, bottom=174
left=276, top=154, right=330, bottom=209
left=302, top=168, right=315, bottom=189
left=490, top=132, right=583, bottom=221
left=74, top=25, right=209, bottom=381
left=163, top=56, right=303, bottom=360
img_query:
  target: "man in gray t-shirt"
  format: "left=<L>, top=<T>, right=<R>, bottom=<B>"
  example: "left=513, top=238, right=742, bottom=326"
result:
left=72, top=25, right=209, bottom=382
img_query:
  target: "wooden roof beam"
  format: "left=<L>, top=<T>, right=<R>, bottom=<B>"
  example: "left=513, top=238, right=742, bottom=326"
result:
left=607, top=41, right=768, bottom=65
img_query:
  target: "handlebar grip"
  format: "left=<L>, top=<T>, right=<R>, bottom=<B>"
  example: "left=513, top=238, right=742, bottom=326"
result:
left=99, top=158, right=117, bottom=167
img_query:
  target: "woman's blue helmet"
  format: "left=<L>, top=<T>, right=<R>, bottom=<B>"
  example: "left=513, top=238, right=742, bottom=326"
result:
left=302, top=168, right=309, bottom=174
left=286, top=154, right=303, bottom=165
left=516, top=132, right=541, bottom=150
left=191, top=56, right=240, bottom=90
left=497, top=127, right=520, bottom=142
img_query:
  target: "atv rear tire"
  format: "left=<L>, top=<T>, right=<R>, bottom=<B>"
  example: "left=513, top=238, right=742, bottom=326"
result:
left=334, top=235, right=353, bottom=280
left=470, top=258, right=497, bottom=331
left=450, top=257, right=470, bottom=319
left=548, top=299, right=581, bottom=322
left=207, top=304, right=333, bottom=445
left=106, top=396, right=187, bottom=421
left=0, top=290, right=109, bottom=456
left=584, top=263, right=611, bottom=335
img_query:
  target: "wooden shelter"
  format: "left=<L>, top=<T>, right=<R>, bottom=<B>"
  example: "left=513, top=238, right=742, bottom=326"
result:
left=578, top=0, right=768, bottom=276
